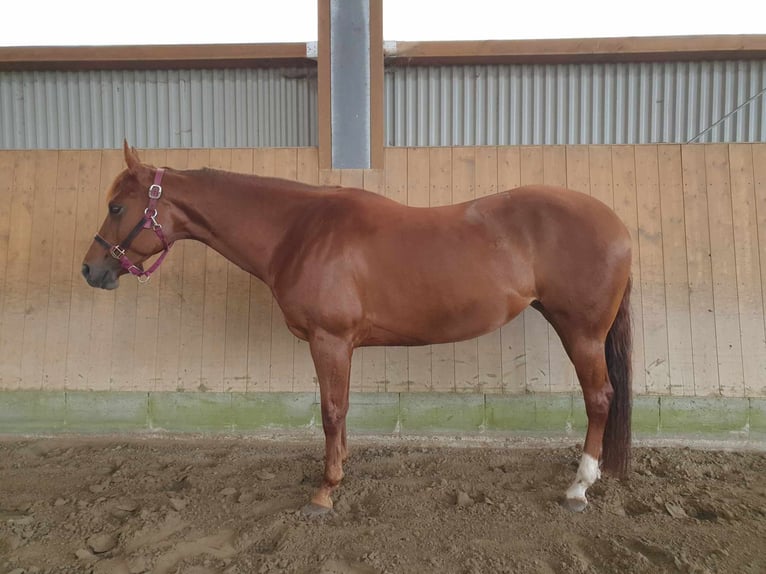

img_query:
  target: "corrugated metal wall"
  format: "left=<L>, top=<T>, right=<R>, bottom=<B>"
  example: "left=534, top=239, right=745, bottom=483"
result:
left=2, top=60, right=766, bottom=148
left=0, top=68, right=318, bottom=149
left=385, top=60, right=766, bottom=146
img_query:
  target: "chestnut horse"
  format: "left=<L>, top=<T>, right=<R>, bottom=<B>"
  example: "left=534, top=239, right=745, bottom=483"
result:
left=82, top=143, right=632, bottom=514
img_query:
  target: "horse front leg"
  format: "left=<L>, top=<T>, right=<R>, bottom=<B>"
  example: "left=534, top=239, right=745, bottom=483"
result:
left=303, top=330, right=353, bottom=515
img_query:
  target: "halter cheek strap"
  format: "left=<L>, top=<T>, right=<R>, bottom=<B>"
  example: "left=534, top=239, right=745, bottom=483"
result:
left=95, top=168, right=173, bottom=283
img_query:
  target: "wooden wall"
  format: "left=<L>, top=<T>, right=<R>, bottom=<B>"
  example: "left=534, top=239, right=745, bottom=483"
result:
left=0, top=145, right=764, bottom=398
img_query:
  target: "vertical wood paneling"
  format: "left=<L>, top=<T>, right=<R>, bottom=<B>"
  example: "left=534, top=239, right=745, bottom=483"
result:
left=0, top=152, right=34, bottom=388
left=452, top=147, right=479, bottom=392
left=66, top=151, right=102, bottom=389
left=429, top=147, right=456, bottom=392
left=383, top=147, right=409, bottom=392
left=20, top=151, right=58, bottom=389
left=406, top=148, right=432, bottom=392
left=177, top=149, right=210, bottom=390
left=475, top=147, right=503, bottom=393
left=611, top=146, right=647, bottom=394
left=498, top=147, right=524, bottom=393
left=705, top=145, right=745, bottom=396
left=0, top=153, right=15, bottom=351
left=2, top=145, right=765, bottom=399
left=728, top=145, right=766, bottom=397
left=752, top=145, right=766, bottom=397
left=682, top=145, right=719, bottom=395
left=42, top=151, right=80, bottom=389
left=658, top=145, right=695, bottom=395
left=635, top=146, right=671, bottom=394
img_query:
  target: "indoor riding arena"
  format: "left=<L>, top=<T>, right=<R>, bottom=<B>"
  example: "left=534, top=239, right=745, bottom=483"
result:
left=1, top=4, right=765, bottom=574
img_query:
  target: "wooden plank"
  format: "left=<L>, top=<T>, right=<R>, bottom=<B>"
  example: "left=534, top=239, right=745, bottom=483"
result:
left=751, top=144, right=766, bottom=397
left=429, top=147, right=456, bottom=393
left=0, top=154, right=15, bottom=314
left=0, top=152, right=24, bottom=388
left=610, top=146, right=647, bottom=395
left=69, top=151, right=105, bottom=389
left=728, top=144, right=766, bottom=397
left=270, top=148, right=299, bottom=392
left=42, top=151, right=79, bottom=390
left=565, top=145, right=591, bottom=195
left=406, top=148, right=433, bottom=392
left=360, top=167, right=387, bottom=392
left=177, top=149, right=210, bottom=390
left=542, top=146, right=576, bottom=394
left=383, top=147, right=409, bottom=392
left=222, top=148, right=253, bottom=393
left=293, top=148, right=320, bottom=394
left=340, top=168, right=366, bottom=393
left=520, top=146, right=549, bottom=393
left=681, top=145, right=718, bottom=396
left=86, top=151, right=120, bottom=391
left=498, top=147, right=525, bottom=394
left=705, top=145, right=744, bottom=397
left=132, top=149, right=166, bottom=391
left=452, top=147, right=479, bottom=393
left=155, top=149, right=189, bottom=392
left=658, top=145, right=694, bottom=396
left=588, top=145, right=614, bottom=208
left=199, top=150, right=232, bottom=392
left=475, top=147, right=503, bottom=394
left=635, top=146, right=671, bottom=394
left=0, top=152, right=34, bottom=388
left=20, top=152, right=58, bottom=389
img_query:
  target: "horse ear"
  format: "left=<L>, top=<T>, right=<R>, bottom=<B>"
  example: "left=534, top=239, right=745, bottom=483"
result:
left=123, top=139, right=142, bottom=175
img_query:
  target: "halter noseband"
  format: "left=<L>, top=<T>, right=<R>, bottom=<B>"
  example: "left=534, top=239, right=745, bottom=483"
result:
left=94, top=168, right=173, bottom=283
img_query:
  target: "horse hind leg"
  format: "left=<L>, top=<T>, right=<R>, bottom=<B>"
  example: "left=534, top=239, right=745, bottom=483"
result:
left=563, top=337, right=613, bottom=512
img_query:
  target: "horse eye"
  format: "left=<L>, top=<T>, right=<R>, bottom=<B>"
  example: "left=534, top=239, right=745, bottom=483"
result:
left=109, top=204, right=123, bottom=216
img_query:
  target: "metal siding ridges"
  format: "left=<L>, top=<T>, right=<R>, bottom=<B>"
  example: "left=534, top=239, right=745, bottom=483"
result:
left=0, top=68, right=317, bottom=149
left=382, top=60, right=766, bottom=146
left=3, top=61, right=766, bottom=149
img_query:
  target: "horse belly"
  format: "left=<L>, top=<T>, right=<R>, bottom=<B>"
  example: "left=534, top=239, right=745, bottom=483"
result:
left=363, top=277, right=529, bottom=346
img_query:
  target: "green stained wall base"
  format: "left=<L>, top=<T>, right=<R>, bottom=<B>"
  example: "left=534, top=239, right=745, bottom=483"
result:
left=0, top=391, right=764, bottom=442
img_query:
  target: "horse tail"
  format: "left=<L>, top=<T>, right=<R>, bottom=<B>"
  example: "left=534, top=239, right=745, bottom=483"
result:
left=601, top=276, right=633, bottom=478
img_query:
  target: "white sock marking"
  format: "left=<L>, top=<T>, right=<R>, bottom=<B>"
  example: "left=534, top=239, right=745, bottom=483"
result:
left=565, top=453, right=600, bottom=502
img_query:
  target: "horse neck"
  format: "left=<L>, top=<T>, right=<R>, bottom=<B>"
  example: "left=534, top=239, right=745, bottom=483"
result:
left=168, top=169, right=313, bottom=286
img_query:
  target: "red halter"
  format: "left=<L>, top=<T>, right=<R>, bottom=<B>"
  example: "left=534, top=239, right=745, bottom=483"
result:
left=94, top=168, right=173, bottom=283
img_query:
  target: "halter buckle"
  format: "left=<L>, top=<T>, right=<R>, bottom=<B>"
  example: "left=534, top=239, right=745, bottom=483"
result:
left=148, top=184, right=162, bottom=200
left=110, top=245, right=125, bottom=260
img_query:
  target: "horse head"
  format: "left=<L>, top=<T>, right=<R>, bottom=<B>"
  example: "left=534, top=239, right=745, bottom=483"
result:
left=81, top=141, right=174, bottom=289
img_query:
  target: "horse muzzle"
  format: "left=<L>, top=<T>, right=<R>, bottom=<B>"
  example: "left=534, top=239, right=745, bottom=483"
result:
left=81, top=263, right=121, bottom=290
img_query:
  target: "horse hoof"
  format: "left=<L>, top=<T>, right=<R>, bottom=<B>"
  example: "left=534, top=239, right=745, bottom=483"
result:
left=301, top=502, right=333, bottom=517
left=562, top=497, right=588, bottom=513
